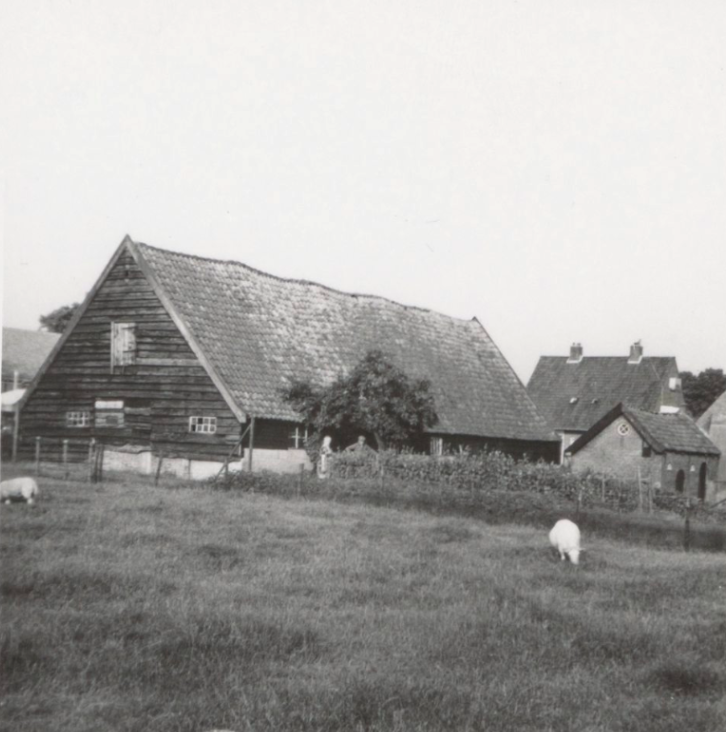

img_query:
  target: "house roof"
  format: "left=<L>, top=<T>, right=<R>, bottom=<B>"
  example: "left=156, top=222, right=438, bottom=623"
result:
left=2, top=327, right=60, bottom=389
left=698, top=390, right=726, bottom=432
left=123, top=239, right=555, bottom=442
left=566, top=403, right=720, bottom=457
left=527, top=355, right=681, bottom=432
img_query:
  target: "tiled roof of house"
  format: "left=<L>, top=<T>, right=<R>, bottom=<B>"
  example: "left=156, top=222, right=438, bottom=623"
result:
left=567, top=404, right=720, bottom=457
left=1, top=327, right=60, bottom=389
left=133, top=241, right=555, bottom=442
left=697, top=390, right=726, bottom=432
left=527, top=355, right=682, bottom=432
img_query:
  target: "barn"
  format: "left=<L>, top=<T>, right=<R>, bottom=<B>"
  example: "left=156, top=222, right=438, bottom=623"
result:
left=18, top=236, right=558, bottom=477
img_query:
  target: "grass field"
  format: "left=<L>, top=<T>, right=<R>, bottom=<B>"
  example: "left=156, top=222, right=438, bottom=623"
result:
left=1, top=469, right=725, bottom=732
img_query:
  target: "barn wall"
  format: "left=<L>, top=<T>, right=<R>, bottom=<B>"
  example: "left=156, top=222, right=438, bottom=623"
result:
left=568, top=416, right=658, bottom=483
left=20, top=248, right=242, bottom=461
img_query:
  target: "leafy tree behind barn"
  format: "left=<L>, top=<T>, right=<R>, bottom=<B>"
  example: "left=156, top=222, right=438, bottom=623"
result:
left=679, top=368, right=726, bottom=419
left=283, top=350, right=438, bottom=453
left=39, top=302, right=80, bottom=334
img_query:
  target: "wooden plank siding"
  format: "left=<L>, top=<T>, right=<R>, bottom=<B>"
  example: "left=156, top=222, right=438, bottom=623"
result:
left=19, top=251, right=243, bottom=461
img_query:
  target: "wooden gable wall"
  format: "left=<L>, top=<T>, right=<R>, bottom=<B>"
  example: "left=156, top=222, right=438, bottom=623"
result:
left=20, top=248, right=242, bottom=460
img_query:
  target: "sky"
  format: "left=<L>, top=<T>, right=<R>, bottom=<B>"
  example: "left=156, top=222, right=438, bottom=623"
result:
left=2, top=0, right=725, bottom=383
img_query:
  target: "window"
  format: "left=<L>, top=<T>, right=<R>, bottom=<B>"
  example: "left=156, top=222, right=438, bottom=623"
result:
left=111, top=322, right=137, bottom=370
left=617, top=422, right=631, bottom=436
left=642, top=443, right=652, bottom=458
left=288, top=426, right=308, bottom=449
left=189, top=416, right=217, bottom=434
left=95, top=399, right=125, bottom=428
left=66, top=410, right=91, bottom=428
left=430, top=436, right=444, bottom=456
left=669, top=377, right=682, bottom=391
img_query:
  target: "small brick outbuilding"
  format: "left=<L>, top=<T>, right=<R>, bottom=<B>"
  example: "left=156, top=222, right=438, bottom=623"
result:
left=565, top=403, right=720, bottom=501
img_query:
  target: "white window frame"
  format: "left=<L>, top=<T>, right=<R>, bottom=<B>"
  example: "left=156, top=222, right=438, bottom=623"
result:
left=66, top=410, right=92, bottom=428
left=288, top=426, right=308, bottom=449
left=189, top=416, right=217, bottom=434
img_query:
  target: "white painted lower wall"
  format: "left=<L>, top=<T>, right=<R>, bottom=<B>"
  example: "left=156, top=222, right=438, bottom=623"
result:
left=102, top=445, right=311, bottom=479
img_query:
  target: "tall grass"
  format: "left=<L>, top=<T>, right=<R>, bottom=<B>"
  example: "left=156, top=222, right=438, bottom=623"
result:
left=1, top=470, right=725, bottom=731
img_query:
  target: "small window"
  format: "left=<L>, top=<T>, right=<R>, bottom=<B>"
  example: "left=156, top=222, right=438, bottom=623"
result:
left=642, top=443, right=652, bottom=458
left=288, top=426, right=308, bottom=449
left=669, top=377, right=682, bottom=391
left=66, top=410, right=91, bottom=428
left=617, top=422, right=631, bottom=436
left=189, top=416, right=217, bottom=434
left=430, top=436, right=444, bottom=456
left=95, top=399, right=125, bottom=428
left=111, top=322, right=137, bottom=370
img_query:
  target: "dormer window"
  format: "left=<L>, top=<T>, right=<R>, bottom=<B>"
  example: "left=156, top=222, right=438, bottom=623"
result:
left=669, top=377, right=682, bottom=391
left=111, top=322, right=137, bottom=371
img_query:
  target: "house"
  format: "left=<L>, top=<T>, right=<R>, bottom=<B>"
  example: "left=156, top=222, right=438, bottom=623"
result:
left=565, top=403, right=720, bottom=500
left=2, top=327, right=60, bottom=392
left=697, top=390, right=726, bottom=499
left=527, top=342, right=685, bottom=462
left=18, top=236, right=558, bottom=477
left=1, top=328, right=60, bottom=460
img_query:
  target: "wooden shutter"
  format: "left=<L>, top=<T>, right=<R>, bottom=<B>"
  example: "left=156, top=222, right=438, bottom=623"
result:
left=111, top=323, right=136, bottom=370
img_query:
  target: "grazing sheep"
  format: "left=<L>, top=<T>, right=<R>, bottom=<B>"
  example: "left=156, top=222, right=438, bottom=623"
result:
left=549, top=519, right=581, bottom=564
left=0, top=477, right=39, bottom=505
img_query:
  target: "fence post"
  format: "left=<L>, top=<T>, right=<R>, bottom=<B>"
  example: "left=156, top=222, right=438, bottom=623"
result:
left=683, top=498, right=692, bottom=552
left=298, top=463, right=304, bottom=498
left=637, top=467, right=643, bottom=512
left=601, top=476, right=606, bottom=502
left=88, top=439, right=96, bottom=483
left=63, top=439, right=69, bottom=480
left=35, top=437, right=41, bottom=477
left=95, top=443, right=104, bottom=484
left=154, top=450, right=164, bottom=486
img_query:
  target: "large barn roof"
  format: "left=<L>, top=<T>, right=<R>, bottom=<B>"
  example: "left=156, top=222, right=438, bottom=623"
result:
left=128, top=239, right=554, bottom=442
left=698, top=390, right=726, bottom=432
left=527, top=354, right=680, bottom=432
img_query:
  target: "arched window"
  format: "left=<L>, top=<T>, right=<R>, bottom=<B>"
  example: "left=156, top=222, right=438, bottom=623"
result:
left=675, top=469, right=685, bottom=494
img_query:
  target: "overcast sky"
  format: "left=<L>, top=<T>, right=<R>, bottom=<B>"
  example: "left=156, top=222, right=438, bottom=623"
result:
left=2, top=0, right=725, bottom=382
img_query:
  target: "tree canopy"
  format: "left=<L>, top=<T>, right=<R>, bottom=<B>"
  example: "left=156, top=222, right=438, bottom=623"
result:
left=679, top=368, right=726, bottom=419
left=39, top=303, right=80, bottom=334
left=283, top=350, right=438, bottom=452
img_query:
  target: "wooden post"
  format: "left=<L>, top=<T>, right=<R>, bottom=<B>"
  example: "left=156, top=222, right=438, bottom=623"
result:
left=96, top=443, right=104, bottom=483
left=684, top=498, right=692, bottom=552
left=35, top=437, right=41, bottom=477
left=601, top=476, right=606, bottom=502
left=247, top=417, right=256, bottom=473
left=154, top=449, right=164, bottom=486
left=63, top=439, right=69, bottom=480
left=88, top=439, right=96, bottom=483
left=298, top=463, right=304, bottom=497
left=11, top=405, right=20, bottom=463
left=637, top=467, right=643, bottom=512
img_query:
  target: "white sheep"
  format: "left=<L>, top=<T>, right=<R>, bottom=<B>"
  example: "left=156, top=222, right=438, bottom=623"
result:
left=0, top=477, right=39, bottom=505
left=549, top=519, right=581, bottom=564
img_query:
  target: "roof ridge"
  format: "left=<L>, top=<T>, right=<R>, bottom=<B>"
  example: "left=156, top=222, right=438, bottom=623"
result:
left=133, top=240, right=479, bottom=322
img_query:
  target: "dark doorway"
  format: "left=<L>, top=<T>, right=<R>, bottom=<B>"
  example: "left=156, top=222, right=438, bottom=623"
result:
left=698, top=463, right=707, bottom=501
left=675, top=469, right=685, bottom=493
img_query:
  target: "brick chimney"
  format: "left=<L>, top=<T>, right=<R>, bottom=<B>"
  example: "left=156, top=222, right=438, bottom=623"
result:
left=567, top=342, right=583, bottom=364
left=628, top=340, right=643, bottom=364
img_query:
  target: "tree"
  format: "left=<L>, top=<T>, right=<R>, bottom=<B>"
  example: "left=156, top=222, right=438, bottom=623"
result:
left=680, top=368, right=726, bottom=419
left=283, top=350, right=438, bottom=453
left=39, top=303, right=80, bottom=334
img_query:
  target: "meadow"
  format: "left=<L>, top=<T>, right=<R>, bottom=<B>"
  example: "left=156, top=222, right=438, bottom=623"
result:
left=1, top=467, right=725, bottom=732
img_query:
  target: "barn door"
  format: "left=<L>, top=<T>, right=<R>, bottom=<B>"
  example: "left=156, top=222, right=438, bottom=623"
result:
left=698, top=463, right=707, bottom=501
